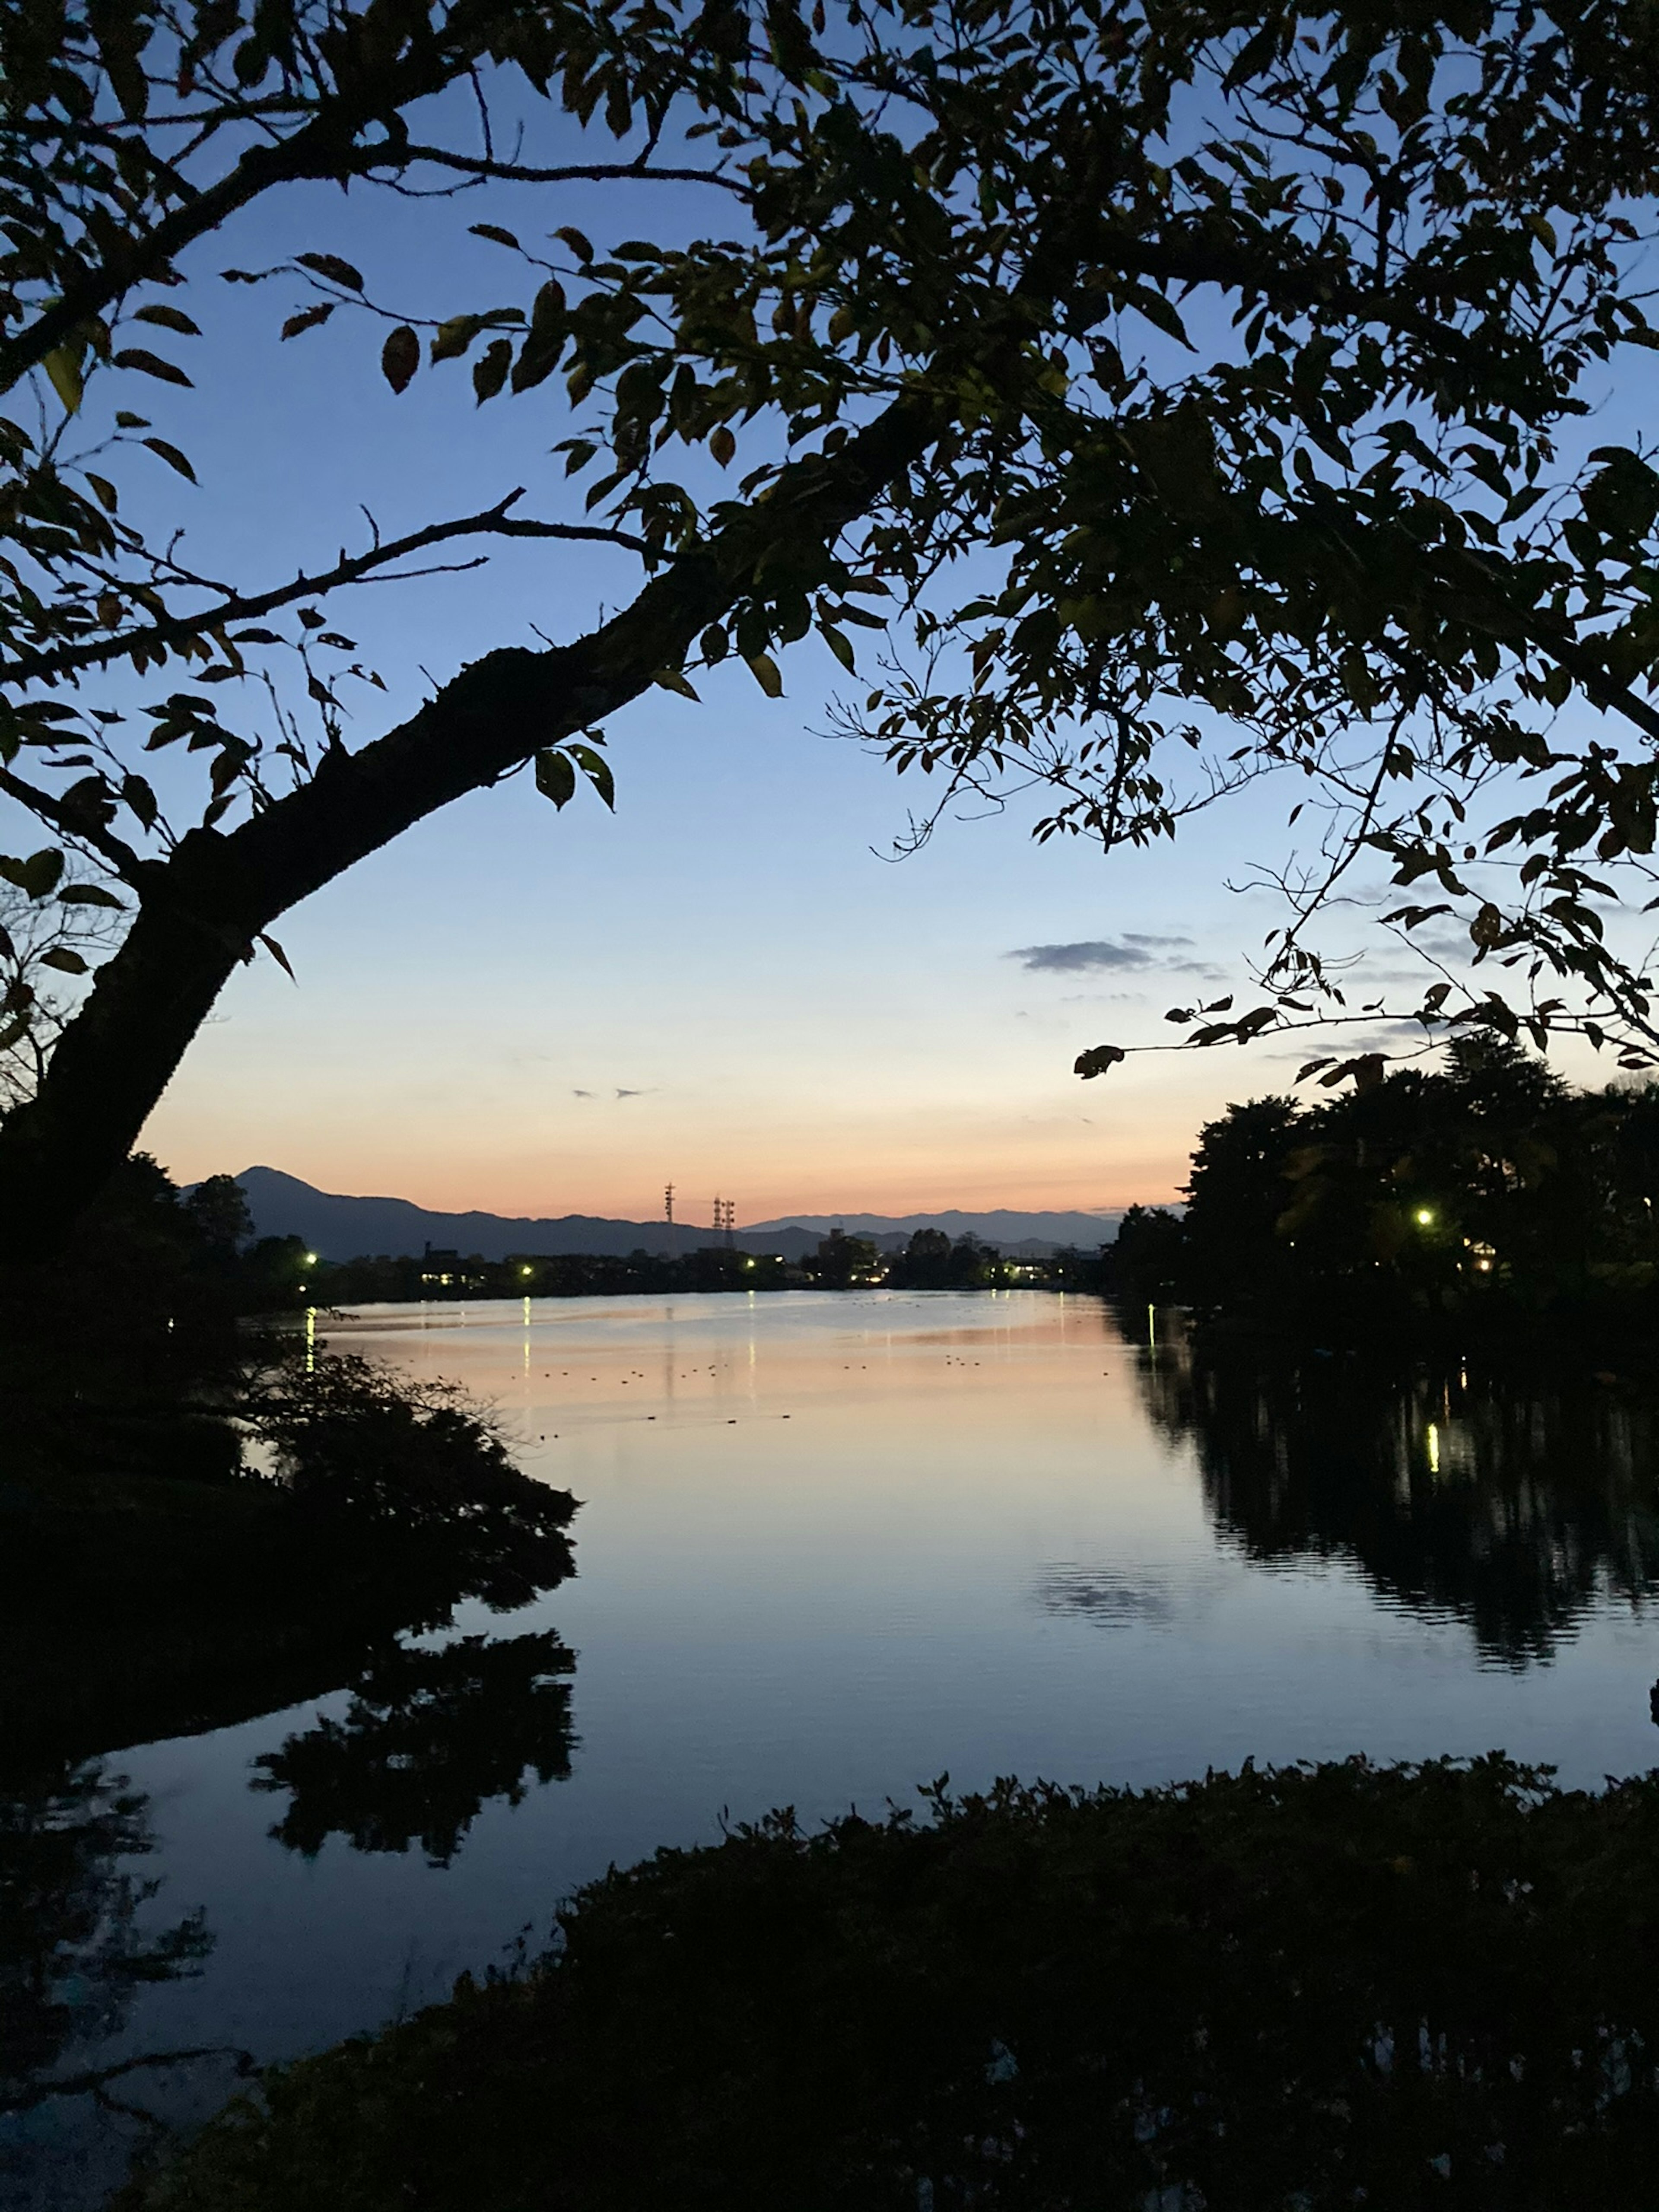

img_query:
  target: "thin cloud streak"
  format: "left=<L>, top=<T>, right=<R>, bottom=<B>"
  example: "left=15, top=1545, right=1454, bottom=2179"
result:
left=1008, top=935, right=1195, bottom=974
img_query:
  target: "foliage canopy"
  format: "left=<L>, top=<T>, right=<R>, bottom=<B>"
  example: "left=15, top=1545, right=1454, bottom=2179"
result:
left=3, top=0, right=1659, bottom=1242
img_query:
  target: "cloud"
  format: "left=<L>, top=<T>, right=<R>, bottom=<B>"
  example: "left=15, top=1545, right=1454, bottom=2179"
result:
left=1011, top=938, right=1167, bottom=974
left=614, top=1086, right=654, bottom=1100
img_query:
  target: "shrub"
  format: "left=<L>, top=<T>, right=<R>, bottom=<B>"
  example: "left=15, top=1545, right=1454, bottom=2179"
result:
left=125, top=1755, right=1659, bottom=2210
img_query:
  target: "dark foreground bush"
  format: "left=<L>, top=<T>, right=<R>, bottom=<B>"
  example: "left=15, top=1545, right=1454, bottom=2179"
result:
left=126, top=1757, right=1659, bottom=2211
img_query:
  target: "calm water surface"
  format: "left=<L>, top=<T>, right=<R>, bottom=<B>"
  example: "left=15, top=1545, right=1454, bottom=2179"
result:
left=8, top=1289, right=1659, bottom=2204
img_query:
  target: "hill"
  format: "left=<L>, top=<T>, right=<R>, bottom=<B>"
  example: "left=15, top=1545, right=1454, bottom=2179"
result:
left=746, top=1208, right=1122, bottom=1249
left=229, top=1170, right=1122, bottom=1263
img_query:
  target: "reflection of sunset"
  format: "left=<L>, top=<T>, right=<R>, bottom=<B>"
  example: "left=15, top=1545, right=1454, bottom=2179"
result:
left=310, top=1290, right=1659, bottom=1815
left=328, top=1292, right=1179, bottom=1516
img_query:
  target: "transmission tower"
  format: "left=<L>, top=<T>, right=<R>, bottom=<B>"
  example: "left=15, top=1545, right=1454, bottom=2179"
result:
left=712, top=1196, right=736, bottom=1248
left=664, top=1181, right=676, bottom=1259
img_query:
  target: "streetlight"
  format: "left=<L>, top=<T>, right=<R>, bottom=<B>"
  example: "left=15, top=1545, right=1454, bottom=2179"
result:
left=1414, top=1208, right=1435, bottom=1227
left=305, top=1251, right=318, bottom=1266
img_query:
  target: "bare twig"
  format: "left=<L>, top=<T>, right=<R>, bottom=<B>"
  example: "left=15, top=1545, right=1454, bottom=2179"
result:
left=0, top=498, right=653, bottom=687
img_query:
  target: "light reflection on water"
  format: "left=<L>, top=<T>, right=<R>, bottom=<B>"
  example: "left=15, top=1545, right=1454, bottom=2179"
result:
left=6, top=1289, right=1659, bottom=2207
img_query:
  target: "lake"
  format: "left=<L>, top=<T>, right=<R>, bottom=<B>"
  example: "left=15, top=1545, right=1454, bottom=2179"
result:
left=7, top=1288, right=1659, bottom=2207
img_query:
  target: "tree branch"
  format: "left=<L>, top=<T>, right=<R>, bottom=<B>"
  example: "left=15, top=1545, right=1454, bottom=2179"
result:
left=0, top=502, right=652, bottom=688
left=0, top=387, right=945, bottom=1258
left=393, top=146, right=744, bottom=192
left=0, top=0, right=528, bottom=395
left=0, top=766, right=146, bottom=884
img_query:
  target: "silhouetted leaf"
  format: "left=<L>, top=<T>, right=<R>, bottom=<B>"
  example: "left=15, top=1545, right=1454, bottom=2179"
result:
left=432, top=315, right=483, bottom=364
left=282, top=302, right=336, bottom=340
left=534, top=750, right=576, bottom=808
left=42, top=344, right=83, bottom=414
left=566, top=743, right=614, bottom=808
left=473, top=339, right=512, bottom=403
left=296, top=252, right=365, bottom=291
left=0, top=849, right=65, bottom=900
left=1075, top=1044, right=1127, bottom=1077
left=113, top=348, right=192, bottom=387
left=142, top=439, right=196, bottom=481
left=133, top=304, right=201, bottom=336
left=381, top=327, right=420, bottom=394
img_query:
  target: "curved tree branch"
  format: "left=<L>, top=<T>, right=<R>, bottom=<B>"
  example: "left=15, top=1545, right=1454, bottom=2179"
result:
left=391, top=147, right=744, bottom=192
left=1, top=500, right=652, bottom=688
left=0, top=390, right=943, bottom=1258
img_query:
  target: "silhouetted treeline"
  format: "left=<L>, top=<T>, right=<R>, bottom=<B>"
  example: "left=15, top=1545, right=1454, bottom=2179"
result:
left=1111, top=1038, right=1659, bottom=1348
left=308, top=1224, right=1104, bottom=1302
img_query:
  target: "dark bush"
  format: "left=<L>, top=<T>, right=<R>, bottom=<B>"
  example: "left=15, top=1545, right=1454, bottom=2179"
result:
left=247, top=1355, right=577, bottom=1609
left=125, top=1755, right=1659, bottom=2211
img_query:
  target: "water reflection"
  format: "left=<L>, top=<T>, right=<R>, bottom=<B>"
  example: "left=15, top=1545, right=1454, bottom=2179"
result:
left=1138, top=1327, right=1659, bottom=1666
left=251, top=1631, right=577, bottom=1866
left=1034, top=1566, right=1181, bottom=1627
left=0, top=1760, right=212, bottom=2108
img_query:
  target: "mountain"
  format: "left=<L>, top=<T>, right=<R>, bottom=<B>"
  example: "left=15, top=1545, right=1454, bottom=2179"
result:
left=234, top=1167, right=698, bottom=1262
left=744, top=1208, right=1123, bottom=1248
left=229, top=1170, right=1124, bottom=1262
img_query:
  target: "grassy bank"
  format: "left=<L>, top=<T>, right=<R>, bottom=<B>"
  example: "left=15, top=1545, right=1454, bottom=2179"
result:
left=123, top=1756, right=1659, bottom=2210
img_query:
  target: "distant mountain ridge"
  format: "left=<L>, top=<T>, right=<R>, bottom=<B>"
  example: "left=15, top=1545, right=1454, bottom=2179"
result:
left=746, top=1208, right=1122, bottom=1246
left=229, top=1168, right=1123, bottom=1262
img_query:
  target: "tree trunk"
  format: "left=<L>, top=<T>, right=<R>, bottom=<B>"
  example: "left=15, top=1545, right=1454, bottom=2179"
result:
left=0, top=399, right=935, bottom=1260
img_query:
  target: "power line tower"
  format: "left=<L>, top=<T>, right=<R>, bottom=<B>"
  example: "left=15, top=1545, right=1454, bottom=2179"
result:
left=664, top=1182, right=676, bottom=1259
left=712, top=1196, right=736, bottom=1248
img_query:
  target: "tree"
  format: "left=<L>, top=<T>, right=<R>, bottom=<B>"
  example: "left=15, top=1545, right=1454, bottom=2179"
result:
left=4, top=0, right=1659, bottom=1253
left=1110, top=1201, right=1187, bottom=1303
left=0, top=877, right=123, bottom=1109
left=181, top=1170, right=254, bottom=1257
left=1177, top=1039, right=1659, bottom=1323
left=809, top=1226, right=880, bottom=1286
left=1182, top=1094, right=1305, bottom=1310
left=890, top=1225, right=952, bottom=1288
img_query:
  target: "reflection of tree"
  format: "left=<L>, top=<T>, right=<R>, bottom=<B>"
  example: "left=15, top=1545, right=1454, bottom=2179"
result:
left=0, top=1760, right=211, bottom=2099
left=1138, top=1336, right=1659, bottom=1667
left=251, top=1632, right=577, bottom=1867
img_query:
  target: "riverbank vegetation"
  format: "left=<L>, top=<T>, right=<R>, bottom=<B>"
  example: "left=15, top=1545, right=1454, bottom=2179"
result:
left=1112, top=1041, right=1659, bottom=1358
left=123, top=1754, right=1659, bottom=2210
left=0, top=1158, right=576, bottom=1760
left=289, top=1224, right=1092, bottom=1303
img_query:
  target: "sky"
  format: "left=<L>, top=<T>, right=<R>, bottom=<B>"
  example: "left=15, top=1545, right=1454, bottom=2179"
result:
left=13, top=73, right=1650, bottom=1230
